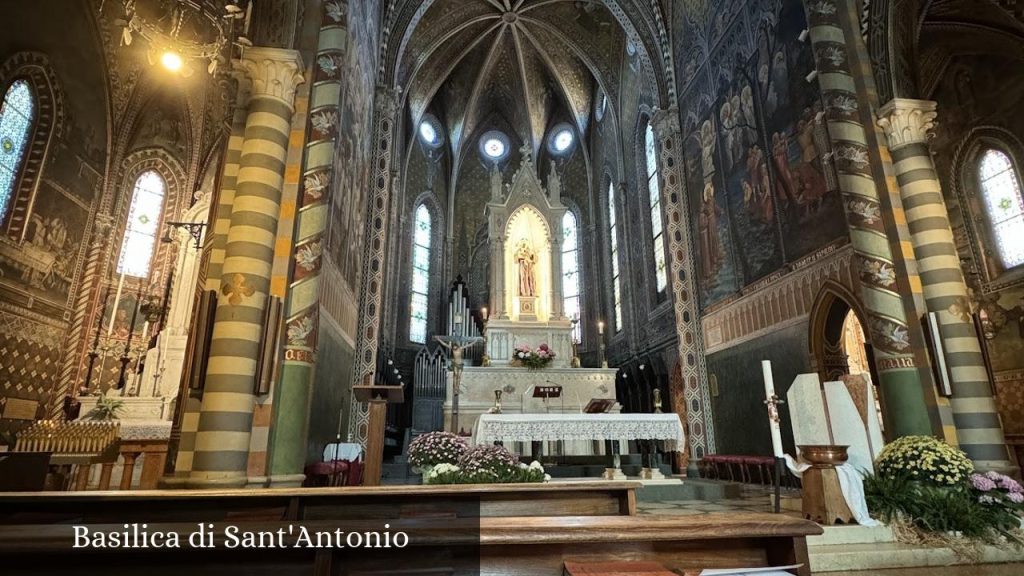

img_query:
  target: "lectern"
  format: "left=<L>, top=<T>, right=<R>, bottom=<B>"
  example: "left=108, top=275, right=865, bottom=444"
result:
left=353, top=385, right=404, bottom=486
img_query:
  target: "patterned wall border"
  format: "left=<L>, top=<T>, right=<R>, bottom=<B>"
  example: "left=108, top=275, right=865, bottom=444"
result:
left=702, top=242, right=856, bottom=355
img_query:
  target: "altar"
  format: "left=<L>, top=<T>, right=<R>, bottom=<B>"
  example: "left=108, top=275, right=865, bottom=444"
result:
left=440, top=149, right=619, bottom=453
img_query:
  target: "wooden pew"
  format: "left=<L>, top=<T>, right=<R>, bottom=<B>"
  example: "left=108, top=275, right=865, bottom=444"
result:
left=0, top=481, right=639, bottom=522
left=0, top=513, right=821, bottom=576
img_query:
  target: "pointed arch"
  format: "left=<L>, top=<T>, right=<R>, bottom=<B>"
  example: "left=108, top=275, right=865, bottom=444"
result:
left=0, top=52, right=65, bottom=240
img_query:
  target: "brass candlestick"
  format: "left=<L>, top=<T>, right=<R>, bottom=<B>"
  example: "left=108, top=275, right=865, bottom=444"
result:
left=653, top=388, right=663, bottom=413
left=489, top=389, right=503, bottom=414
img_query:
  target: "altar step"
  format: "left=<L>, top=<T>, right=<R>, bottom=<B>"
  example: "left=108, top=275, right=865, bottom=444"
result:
left=807, top=524, right=1024, bottom=572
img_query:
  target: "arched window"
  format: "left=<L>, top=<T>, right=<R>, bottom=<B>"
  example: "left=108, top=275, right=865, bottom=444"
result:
left=117, top=170, right=166, bottom=278
left=645, top=123, right=668, bottom=292
left=608, top=182, right=623, bottom=332
left=978, top=149, right=1024, bottom=269
left=409, top=204, right=432, bottom=343
left=0, top=80, right=36, bottom=223
left=562, top=211, right=581, bottom=342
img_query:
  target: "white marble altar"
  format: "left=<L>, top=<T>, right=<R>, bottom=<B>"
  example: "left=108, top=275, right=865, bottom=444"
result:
left=449, top=366, right=618, bottom=427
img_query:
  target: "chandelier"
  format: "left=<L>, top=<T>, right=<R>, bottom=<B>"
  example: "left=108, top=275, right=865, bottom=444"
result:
left=108, top=0, right=252, bottom=76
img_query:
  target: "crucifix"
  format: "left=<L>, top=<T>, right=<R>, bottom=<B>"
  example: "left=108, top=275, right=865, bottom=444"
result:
left=434, top=319, right=482, bottom=435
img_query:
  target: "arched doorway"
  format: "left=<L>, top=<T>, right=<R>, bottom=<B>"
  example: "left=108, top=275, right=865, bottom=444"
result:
left=809, top=282, right=878, bottom=386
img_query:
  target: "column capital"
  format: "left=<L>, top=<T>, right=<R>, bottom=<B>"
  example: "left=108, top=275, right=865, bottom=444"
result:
left=235, top=47, right=305, bottom=109
left=650, top=106, right=681, bottom=139
left=877, top=98, right=938, bottom=149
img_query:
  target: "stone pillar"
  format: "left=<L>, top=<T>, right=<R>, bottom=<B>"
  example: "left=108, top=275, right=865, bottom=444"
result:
left=803, top=0, right=933, bottom=437
left=550, top=229, right=564, bottom=320
left=265, top=6, right=347, bottom=484
left=878, top=98, right=1011, bottom=470
left=348, top=88, right=400, bottom=444
left=490, top=235, right=505, bottom=319
left=188, top=48, right=304, bottom=487
left=649, top=108, right=715, bottom=463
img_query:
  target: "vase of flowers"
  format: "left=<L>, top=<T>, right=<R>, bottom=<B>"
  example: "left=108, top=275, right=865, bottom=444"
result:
left=512, top=343, right=555, bottom=370
left=407, top=431, right=467, bottom=477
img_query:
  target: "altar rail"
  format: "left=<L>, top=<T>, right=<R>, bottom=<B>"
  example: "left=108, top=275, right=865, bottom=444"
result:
left=0, top=481, right=639, bottom=521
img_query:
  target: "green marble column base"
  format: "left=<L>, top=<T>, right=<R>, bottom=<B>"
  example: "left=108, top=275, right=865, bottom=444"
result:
left=879, top=367, right=935, bottom=438
left=267, top=358, right=314, bottom=478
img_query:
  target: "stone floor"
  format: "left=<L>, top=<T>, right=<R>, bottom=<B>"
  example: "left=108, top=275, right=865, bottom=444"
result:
left=830, top=565, right=1024, bottom=575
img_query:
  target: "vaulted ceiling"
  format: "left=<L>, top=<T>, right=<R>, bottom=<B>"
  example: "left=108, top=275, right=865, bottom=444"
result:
left=398, top=0, right=629, bottom=167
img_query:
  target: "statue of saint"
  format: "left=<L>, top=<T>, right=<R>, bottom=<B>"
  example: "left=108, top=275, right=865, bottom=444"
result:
left=489, top=163, right=503, bottom=201
left=515, top=241, right=537, bottom=297
left=547, top=162, right=561, bottom=200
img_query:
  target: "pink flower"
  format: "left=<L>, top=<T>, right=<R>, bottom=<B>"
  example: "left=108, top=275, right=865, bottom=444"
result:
left=538, top=350, right=549, bottom=358
left=1000, top=477, right=1023, bottom=494
left=1008, top=492, right=1024, bottom=504
left=539, top=344, right=549, bottom=351
left=971, top=473, right=997, bottom=492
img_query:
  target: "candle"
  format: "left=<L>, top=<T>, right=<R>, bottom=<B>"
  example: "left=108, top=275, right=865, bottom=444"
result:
left=481, top=307, right=488, bottom=321
left=598, top=321, right=605, bottom=335
left=107, top=272, right=126, bottom=336
left=762, top=360, right=785, bottom=458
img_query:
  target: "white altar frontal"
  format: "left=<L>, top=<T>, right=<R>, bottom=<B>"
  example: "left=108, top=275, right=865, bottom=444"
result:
left=442, top=150, right=619, bottom=453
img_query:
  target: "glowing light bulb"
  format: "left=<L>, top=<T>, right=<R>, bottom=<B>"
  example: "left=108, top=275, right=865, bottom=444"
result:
left=161, top=51, right=184, bottom=72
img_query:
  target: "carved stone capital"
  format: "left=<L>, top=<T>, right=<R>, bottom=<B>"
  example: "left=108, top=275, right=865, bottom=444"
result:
left=650, top=107, right=681, bottom=139
left=235, top=47, right=305, bottom=109
left=877, top=98, right=938, bottom=149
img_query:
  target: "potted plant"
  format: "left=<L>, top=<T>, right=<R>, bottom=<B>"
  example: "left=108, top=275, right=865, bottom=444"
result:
left=407, top=431, right=467, bottom=477
left=85, top=392, right=124, bottom=421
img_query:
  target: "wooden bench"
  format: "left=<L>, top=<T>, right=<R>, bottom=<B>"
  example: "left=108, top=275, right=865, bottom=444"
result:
left=0, top=481, right=639, bottom=521
left=0, top=513, right=822, bottom=576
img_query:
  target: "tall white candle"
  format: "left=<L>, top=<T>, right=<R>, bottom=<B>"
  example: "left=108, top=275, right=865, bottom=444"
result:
left=107, top=272, right=126, bottom=336
left=141, top=320, right=150, bottom=344
left=762, top=360, right=785, bottom=458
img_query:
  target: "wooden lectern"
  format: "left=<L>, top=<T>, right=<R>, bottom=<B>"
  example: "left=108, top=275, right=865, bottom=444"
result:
left=353, top=384, right=404, bottom=486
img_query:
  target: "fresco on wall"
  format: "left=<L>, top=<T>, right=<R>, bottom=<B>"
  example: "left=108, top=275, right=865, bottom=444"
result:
left=757, top=0, right=846, bottom=259
left=715, top=79, right=785, bottom=281
left=684, top=113, right=739, bottom=307
left=327, top=0, right=380, bottom=294
left=674, top=0, right=847, bottom=307
left=0, top=181, right=86, bottom=305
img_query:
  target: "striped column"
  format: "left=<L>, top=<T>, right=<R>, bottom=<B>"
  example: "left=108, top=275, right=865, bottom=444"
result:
left=188, top=48, right=304, bottom=487
left=803, top=0, right=933, bottom=437
left=347, top=88, right=400, bottom=445
left=650, top=108, right=716, bottom=463
left=265, top=2, right=347, bottom=482
left=878, top=98, right=1010, bottom=470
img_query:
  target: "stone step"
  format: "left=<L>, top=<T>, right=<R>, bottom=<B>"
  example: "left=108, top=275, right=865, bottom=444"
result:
left=809, top=541, right=1024, bottom=572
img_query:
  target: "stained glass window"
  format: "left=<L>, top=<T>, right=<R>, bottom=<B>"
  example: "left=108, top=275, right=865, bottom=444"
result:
left=117, top=170, right=166, bottom=278
left=562, top=211, right=581, bottom=343
left=979, top=149, right=1024, bottom=269
left=409, top=204, right=432, bottom=343
left=646, top=123, right=668, bottom=292
left=609, top=182, right=623, bottom=332
left=0, top=80, right=36, bottom=222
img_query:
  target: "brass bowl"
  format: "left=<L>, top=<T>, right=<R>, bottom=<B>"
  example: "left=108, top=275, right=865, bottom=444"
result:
left=799, top=444, right=849, bottom=468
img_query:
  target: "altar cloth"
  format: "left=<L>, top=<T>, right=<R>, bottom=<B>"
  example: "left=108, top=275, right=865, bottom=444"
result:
left=473, top=413, right=686, bottom=452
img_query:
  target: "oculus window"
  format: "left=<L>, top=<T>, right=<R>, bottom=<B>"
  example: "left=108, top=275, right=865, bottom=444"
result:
left=479, top=130, right=510, bottom=162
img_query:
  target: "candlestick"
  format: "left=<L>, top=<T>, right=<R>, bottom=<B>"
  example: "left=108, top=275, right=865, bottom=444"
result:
left=761, top=360, right=785, bottom=458
left=107, top=272, right=126, bottom=336
left=141, top=320, right=150, bottom=344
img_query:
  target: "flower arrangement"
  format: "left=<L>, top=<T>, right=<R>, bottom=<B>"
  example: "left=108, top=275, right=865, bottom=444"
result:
left=874, top=435, right=974, bottom=486
left=865, top=436, right=1024, bottom=548
left=512, top=343, right=555, bottom=370
left=407, top=431, right=467, bottom=471
left=423, top=449, right=549, bottom=485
